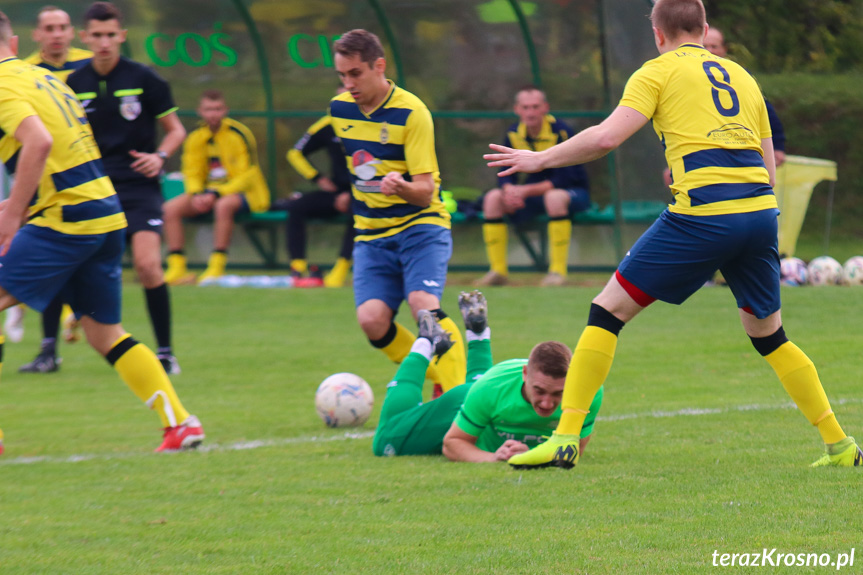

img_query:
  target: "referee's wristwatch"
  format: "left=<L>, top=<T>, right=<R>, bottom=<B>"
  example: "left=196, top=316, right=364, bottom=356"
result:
left=155, top=150, right=168, bottom=161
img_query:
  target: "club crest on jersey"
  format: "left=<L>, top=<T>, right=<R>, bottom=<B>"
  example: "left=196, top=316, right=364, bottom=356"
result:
left=351, top=149, right=381, bottom=182
left=379, top=122, right=389, bottom=144
left=119, top=95, right=141, bottom=121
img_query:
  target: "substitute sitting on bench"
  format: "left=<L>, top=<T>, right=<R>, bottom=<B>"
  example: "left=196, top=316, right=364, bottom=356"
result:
left=163, top=89, right=270, bottom=285
left=476, top=86, right=590, bottom=287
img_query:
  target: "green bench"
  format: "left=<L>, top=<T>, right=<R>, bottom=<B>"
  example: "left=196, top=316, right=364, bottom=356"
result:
left=450, top=200, right=667, bottom=270
left=163, top=175, right=666, bottom=270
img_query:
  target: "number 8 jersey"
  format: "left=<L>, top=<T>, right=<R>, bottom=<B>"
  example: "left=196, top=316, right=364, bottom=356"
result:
left=0, top=57, right=125, bottom=235
left=620, top=43, right=776, bottom=216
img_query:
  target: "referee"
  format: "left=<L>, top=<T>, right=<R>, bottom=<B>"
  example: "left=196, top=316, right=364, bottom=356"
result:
left=68, top=2, right=186, bottom=374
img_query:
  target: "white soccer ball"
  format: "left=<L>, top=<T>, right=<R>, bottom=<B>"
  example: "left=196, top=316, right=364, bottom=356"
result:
left=315, top=373, right=374, bottom=428
left=842, top=256, right=863, bottom=286
left=807, top=256, right=843, bottom=286
left=779, top=257, right=808, bottom=286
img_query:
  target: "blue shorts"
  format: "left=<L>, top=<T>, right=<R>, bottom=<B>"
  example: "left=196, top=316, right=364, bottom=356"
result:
left=617, top=209, right=781, bottom=319
left=506, top=187, right=591, bottom=224
left=352, top=224, right=452, bottom=311
left=0, top=226, right=125, bottom=324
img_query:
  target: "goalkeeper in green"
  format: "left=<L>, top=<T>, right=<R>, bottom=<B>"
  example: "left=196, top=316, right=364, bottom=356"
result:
left=373, top=291, right=603, bottom=461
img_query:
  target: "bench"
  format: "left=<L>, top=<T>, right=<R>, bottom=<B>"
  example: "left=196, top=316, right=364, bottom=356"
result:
left=450, top=200, right=667, bottom=270
left=163, top=175, right=666, bottom=270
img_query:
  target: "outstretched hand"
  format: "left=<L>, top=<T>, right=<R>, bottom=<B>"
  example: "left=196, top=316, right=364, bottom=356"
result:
left=484, top=144, right=545, bottom=177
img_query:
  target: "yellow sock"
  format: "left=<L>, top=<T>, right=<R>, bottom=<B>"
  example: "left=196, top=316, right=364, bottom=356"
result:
left=61, top=304, right=74, bottom=323
left=548, top=218, right=572, bottom=276
left=164, top=253, right=188, bottom=284
left=431, top=315, right=466, bottom=392
left=558, top=326, right=617, bottom=435
left=378, top=322, right=415, bottom=364
left=109, top=334, right=190, bottom=428
left=765, top=341, right=846, bottom=444
left=290, top=259, right=308, bottom=274
left=324, top=258, right=351, bottom=288
left=482, top=222, right=508, bottom=276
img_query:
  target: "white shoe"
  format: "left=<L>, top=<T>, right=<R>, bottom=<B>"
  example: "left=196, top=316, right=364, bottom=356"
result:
left=4, top=305, right=25, bottom=343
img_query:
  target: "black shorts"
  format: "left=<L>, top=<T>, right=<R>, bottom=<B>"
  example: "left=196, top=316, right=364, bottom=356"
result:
left=116, top=180, right=163, bottom=236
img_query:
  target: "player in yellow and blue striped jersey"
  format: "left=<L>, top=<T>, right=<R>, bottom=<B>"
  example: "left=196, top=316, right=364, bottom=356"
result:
left=329, top=29, right=465, bottom=397
left=488, top=0, right=862, bottom=470
left=0, top=10, right=203, bottom=455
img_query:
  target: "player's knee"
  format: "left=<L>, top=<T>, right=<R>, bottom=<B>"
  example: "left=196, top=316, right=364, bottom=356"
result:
left=214, top=198, right=239, bottom=219
left=135, top=257, right=164, bottom=286
left=544, top=189, right=570, bottom=217
left=407, top=291, right=440, bottom=316
left=357, top=310, right=390, bottom=340
left=483, top=189, right=504, bottom=211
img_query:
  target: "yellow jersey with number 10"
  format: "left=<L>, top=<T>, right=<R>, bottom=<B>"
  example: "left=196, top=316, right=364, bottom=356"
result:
left=620, top=43, right=776, bottom=216
left=0, top=57, right=125, bottom=235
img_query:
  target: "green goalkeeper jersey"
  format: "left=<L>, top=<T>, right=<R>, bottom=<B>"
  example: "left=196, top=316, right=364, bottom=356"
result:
left=454, top=359, right=603, bottom=452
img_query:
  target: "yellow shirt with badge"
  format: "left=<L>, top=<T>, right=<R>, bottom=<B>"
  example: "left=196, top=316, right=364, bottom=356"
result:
left=0, top=57, right=125, bottom=235
left=180, top=117, right=270, bottom=212
left=328, top=80, right=449, bottom=241
left=619, top=43, right=776, bottom=216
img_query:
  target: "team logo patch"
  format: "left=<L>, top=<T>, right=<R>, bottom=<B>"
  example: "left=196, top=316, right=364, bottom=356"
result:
left=351, top=149, right=381, bottom=181
left=119, top=95, right=141, bottom=121
left=379, top=122, right=389, bottom=144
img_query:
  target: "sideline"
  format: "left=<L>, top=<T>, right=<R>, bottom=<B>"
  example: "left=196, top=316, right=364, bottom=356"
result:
left=2, top=398, right=860, bottom=467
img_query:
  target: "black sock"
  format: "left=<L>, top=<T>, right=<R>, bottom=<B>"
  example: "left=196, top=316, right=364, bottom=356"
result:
left=145, top=283, right=172, bottom=352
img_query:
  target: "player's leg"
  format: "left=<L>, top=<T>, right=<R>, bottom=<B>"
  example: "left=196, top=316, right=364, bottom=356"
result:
left=286, top=191, right=330, bottom=275
left=61, top=304, right=81, bottom=344
left=510, top=211, right=730, bottom=468
left=373, top=312, right=465, bottom=456
left=18, top=294, right=63, bottom=373
left=4, top=304, right=25, bottom=343
left=740, top=309, right=859, bottom=466
left=71, top=229, right=202, bottom=451
left=198, top=194, right=246, bottom=284
left=543, top=188, right=572, bottom=286
left=131, top=229, right=178, bottom=374
left=477, top=188, right=509, bottom=286
left=509, top=276, right=645, bottom=469
left=722, top=210, right=861, bottom=466
left=459, top=290, right=492, bottom=382
left=0, top=291, right=17, bottom=455
left=324, top=194, right=354, bottom=288
left=402, top=225, right=466, bottom=393
left=353, top=238, right=416, bottom=365
left=162, top=194, right=196, bottom=285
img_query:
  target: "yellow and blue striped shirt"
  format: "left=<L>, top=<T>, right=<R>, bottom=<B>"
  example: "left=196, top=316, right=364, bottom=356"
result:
left=24, top=47, right=93, bottom=83
left=620, top=43, right=775, bottom=216
left=0, top=57, right=125, bottom=235
left=328, top=80, right=449, bottom=241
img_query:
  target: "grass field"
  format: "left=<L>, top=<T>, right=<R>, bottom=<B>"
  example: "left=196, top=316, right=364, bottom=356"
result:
left=1, top=279, right=861, bottom=574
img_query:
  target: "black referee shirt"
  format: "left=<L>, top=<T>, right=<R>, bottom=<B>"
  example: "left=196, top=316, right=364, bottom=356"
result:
left=68, top=56, right=177, bottom=185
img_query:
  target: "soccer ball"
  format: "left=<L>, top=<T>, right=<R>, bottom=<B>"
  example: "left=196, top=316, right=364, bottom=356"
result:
left=807, top=256, right=843, bottom=286
left=315, top=373, right=374, bottom=428
left=779, top=257, right=808, bottom=286
left=842, top=256, right=863, bottom=286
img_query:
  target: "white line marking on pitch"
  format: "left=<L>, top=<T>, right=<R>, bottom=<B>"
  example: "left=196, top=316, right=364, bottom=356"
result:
left=1, top=398, right=860, bottom=467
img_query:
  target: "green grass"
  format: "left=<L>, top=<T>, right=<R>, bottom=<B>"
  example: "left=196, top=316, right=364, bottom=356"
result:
left=1, top=281, right=861, bottom=574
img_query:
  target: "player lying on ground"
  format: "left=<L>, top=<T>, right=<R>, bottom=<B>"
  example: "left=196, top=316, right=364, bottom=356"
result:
left=486, top=0, right=861, bottom=469
left=373, top=291, right=603, bottom=461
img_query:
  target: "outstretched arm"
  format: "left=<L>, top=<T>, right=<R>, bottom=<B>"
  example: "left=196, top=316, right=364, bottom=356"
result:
left=485, top=105, right=650, bottom=177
